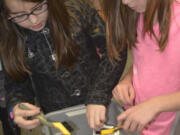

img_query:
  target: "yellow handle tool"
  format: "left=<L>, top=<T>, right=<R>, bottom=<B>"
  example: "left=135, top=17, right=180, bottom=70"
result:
left=53, top=122, right=71, bottom=135
left=100, top=126, right=123, bottom=135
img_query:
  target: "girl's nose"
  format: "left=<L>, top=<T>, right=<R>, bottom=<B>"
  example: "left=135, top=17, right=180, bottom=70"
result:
left=28, top=14, right=38, bottom=24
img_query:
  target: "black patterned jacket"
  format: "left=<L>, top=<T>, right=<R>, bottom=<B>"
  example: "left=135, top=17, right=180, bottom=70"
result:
left=5, top=0, right=127, bottom=113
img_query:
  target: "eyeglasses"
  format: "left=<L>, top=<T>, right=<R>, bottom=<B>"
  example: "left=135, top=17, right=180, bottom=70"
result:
left=8, top=1, right=48, bottom=23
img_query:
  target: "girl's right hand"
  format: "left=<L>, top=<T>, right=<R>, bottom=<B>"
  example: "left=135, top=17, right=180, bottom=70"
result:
left=13, top=103, right=40, bottom=129
left=112, top=79, right=135, bottom=106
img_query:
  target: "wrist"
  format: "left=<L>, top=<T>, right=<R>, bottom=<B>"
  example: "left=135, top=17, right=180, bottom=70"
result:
left=122, top=70, right=133, bottom=82
left=121, top=75, right=132, bottom=84
left=150, top=97, right=163, bottom=115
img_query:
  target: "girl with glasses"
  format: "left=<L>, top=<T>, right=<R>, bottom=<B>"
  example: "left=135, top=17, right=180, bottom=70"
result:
left=0, top=0, right=127, bottom=130
left=102, top=0, right=180, bottom=134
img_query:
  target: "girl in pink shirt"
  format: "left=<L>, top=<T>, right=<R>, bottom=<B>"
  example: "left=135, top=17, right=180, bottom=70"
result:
left=102, top=0, right=180, bottom=135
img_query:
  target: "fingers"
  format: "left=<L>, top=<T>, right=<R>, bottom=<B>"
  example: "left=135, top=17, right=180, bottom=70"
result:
left=137, top=124, right=144, bottom=132
left=112, top=87, right=120, bottom=102
left=113, top=84, right=125, bottom=103
left=86, top=105, right=106, bottom=130
left=15, top=117, right=40, bottom=129
left=113, top=83, right=135, bottom=105
left=117, top=112, right=134, bottom=132
left=13, top=103, right=40, bottom=117
left=123, top=116, right=132, bottom=131
left=129, top=87, right=135, bottom=102
left=94, top=109, right=104, bottom=129
left=129, top=121, right=138, bottom=132
left=87, top=109, right=95, bottom=128
left=117, top=112, right=127, bottom=127
left=14, top=109, right=40, bottom=118
left=113, top=87, right=121, bottom=102
left=100, top=108, right=106, bottom=123
left=22, top=103, right=40, bottom=110
left=13, top=102, right=40, bottom=129
left=122, top=88, right=132, bottom=105
left=117, top=109, right=145, bottom=133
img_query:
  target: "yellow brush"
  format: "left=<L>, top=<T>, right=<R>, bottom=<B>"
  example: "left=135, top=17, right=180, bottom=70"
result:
left=53, top=122, right=71, bottom=135
left=99, top=125, right=123, bottom=135
left=18, top=103, right=71, bottom=135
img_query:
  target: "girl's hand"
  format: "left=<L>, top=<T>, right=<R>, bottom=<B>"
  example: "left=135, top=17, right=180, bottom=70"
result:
left=117, top=99, right=159, bottom=133
left=13, top=102, right=40, bottom=129
left=86, top=104, right=106, bottom=130
left=113, top=80, right=135, bottom=105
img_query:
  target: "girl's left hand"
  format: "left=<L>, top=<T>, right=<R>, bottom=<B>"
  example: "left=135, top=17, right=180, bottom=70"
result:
left=117, top=99, right=160, bottom=133
left=86, top=104, right=106, bottom=130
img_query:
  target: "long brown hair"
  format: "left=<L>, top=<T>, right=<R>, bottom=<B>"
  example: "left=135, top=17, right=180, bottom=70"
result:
left=102, top=0, right=173, bottom=62
left=0, top=0, right=79, bottom=81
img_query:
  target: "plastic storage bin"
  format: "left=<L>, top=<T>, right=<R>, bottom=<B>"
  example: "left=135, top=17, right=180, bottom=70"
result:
left=42, top=104, right=91, bottom=135
left=41, top=101, right=138, bottom=135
